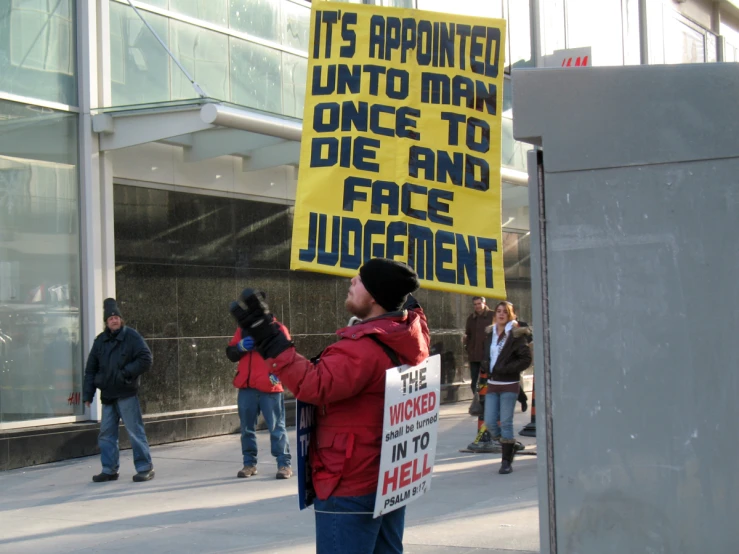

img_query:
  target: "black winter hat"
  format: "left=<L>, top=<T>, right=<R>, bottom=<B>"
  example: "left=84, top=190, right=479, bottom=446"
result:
left=359, top=258, right=420, bottom=312
left=103, top=298, right=122, bottom=321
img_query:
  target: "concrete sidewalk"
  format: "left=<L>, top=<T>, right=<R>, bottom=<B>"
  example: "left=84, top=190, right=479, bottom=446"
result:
left=0, top=403, right=540, bottom=554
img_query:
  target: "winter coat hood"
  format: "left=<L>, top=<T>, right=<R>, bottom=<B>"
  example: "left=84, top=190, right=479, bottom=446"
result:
left=485, top=323, right=532, bottom=341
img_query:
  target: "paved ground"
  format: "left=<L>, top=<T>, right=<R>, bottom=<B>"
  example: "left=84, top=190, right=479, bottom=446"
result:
left=0, top=402, right=540, bottom=553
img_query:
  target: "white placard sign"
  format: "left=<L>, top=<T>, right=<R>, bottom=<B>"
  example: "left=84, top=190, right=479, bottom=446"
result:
left=374, top=355, right=441, bottom=518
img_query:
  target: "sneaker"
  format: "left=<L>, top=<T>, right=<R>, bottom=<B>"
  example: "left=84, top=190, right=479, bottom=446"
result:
left=92, top=472, right=119, bottom=483
left=237, top=465, right=258, bottom=478
left=467, top=441, right=498, bottom=453
left=132, top=470, right=155, bottom=482
left=276, top=466, right=293, bottom=480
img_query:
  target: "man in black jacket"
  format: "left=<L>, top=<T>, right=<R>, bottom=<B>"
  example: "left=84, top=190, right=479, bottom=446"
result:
left=83, top=298, right=155, bottom=482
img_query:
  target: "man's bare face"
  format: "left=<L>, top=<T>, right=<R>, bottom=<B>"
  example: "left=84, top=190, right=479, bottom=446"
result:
left=345, top=275, right=374, bottom=319
left=473, top=299, right=485, bottom=315
left=106, top=315, right=122, bottom=331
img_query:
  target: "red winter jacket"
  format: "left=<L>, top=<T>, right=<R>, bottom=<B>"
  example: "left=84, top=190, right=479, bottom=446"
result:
left=269, top=308, right=430, bottom=500
left=229, top=324, right=290, bottom=393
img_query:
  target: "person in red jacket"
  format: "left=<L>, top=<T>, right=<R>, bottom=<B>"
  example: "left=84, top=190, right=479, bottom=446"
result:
left=230, top=258, right=429, bottom=554
left=225, top=314, right=292, bottom=480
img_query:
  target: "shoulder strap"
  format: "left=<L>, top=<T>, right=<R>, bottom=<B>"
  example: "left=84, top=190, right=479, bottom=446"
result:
left=367, top=334, right=402, bottom=367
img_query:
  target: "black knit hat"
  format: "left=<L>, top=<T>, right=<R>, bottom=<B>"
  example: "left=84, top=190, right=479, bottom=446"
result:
left=103, top=298, right=122, bottom=321
left=359, top=258, right=420, bottom=312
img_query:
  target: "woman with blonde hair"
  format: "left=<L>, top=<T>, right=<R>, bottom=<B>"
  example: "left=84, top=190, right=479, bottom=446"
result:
left=481, top=301, right=532, bottom=474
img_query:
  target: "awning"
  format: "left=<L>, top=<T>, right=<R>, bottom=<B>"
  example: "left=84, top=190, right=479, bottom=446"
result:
left=92, top=100, right=302, bottom=172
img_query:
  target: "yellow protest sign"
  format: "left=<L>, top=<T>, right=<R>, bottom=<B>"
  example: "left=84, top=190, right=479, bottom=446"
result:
left=291, top=2, right=506, bottom=298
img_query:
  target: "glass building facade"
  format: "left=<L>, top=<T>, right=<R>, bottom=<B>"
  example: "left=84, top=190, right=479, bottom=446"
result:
left=1, top=0, right=738, bottom=447
left=0, top=1, right=81, bottom=424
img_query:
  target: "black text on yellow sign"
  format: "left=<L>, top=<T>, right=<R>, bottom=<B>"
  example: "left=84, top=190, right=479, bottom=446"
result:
left=291, top=3, right=507, bottom=298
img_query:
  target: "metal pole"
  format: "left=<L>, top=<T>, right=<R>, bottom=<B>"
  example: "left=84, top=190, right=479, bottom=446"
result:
left=536, top=149, right=557, bottom=554
left=124, top=0, right=208, bottom=98
left=530, top=0, right=542, bottom=67
left=638, top=0, right=649, bottom=64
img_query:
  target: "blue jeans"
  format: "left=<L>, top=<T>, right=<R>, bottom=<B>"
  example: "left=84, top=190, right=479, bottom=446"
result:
left=99, top=395, right=153, bottom=474
left=314, top=493, right=405, bottom=554
left=237, top=388, right=291, bottom=467
left=484, top=390, right=519, bottom=441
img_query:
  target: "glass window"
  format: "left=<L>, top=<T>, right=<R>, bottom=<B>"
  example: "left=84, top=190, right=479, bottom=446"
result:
left=230, top=37, right=282, bottom=114
left=720, top=22, right=739, bottom=62
left=416, top=0, right=502, bottom=18
left=170, top=20, right=230, bottom=100
left=565, top=0, right=625, bottom=66
left=110, top=1, right=171, bottom=106
left=648, top=2, right=716, bottom=65
left=540, top=0, right=566, bottom=56
left=0, top=0, right=77, bottom=106
left=230, top=0, right=281, bottom=43
left=281, top=0, right=310, bottom=51
left=137, top=0, right=169, bottom=8
left=169, top=0, right=229, bottom=26
left=665, top=16, right=706, bottom=64
left=282, top=52, right=306, bottom=118
left=0, top=99, right=82, bottom=423
left=507, top=0, right=533, bottom=70
left=502, top=77, right=531, bottom=173
left=622, top=0, right=641, bottom=65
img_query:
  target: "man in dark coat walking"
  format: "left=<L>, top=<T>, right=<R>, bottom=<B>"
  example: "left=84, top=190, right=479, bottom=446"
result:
left=463, top=296, right=493, bottom=415
left=83, top=298, right=155, bottom=482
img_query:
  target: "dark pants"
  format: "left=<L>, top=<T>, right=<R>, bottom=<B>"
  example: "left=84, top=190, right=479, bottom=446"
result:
left=469, top=361, right=482, bottom=393
left=314, top=493, right=405, bottom=554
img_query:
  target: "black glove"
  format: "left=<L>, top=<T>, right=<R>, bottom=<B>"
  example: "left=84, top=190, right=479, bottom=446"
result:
left=402, top=293, right=421, bottom=311
left=229, top=288, right=293, bottom=359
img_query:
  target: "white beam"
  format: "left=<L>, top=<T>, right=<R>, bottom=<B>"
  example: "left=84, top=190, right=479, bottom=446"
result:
left=95, top=107, right=214, bottom=150
left=183, top=128, right=285, bottom=163
left=160, top=134, right=194, bottom=147
left=501, top=166, right=529, bottom=186
left=242, top=141, right=301, bottom=172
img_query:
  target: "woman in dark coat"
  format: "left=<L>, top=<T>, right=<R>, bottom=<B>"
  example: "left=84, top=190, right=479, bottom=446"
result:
left=481, top=302, right=532, bottom=474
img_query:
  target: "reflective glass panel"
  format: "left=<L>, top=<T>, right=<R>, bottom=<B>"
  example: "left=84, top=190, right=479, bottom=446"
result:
left=230, top=37, right=282, bottom=113
left=169, top=0, right=229, bottom=26
left=0, top=0, right=77, bottom=106
left=110, top=1, right=171, bottom=106
left=0, top=99, right=82, bottom=422
left=229, top=0, right=281, bottom=43
left=416, top=0, right=502, bottom=18
left=507, top=0, right=533, bottom=70
left=281, top=0, right=310, bottom=51
left=665, top=17, right=706, bottom=64
left=170, top=20, right=229, bottom=100
left=565, top=0, right=625, bottom=66
left=137, top=0, right=169, bottom=8
left=282, top=52, right=306, bottom=118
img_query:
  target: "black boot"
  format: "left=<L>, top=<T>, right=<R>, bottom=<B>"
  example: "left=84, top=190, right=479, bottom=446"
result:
left=92, top=472, right=119, bottom=482
left=499, top=443, right=514, bottom=474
